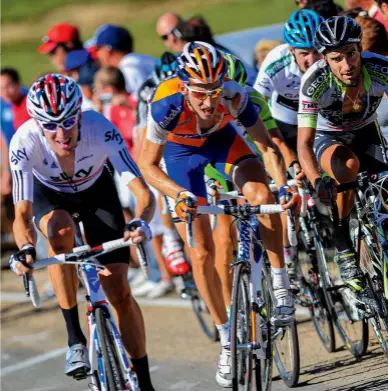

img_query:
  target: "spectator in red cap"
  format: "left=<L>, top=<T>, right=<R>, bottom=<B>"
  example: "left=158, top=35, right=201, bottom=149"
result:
left=1, top=68, right=30, bottom=130
left=38, top=23, right=83, bottom=72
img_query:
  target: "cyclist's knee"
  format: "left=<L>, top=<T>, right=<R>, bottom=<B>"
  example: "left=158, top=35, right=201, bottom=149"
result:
left=42, top=210, right=75, bottom=253
left=109, top=288, right=132, bottom=309
left=243, top=182, right=275, bottom=206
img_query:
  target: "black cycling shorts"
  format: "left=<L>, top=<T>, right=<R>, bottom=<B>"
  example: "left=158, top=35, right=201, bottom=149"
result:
left=33, top=167, right=129, bottom=265
left=313, top=121, right=388, bottom=174
left=275, top=120, right=297, bottom=153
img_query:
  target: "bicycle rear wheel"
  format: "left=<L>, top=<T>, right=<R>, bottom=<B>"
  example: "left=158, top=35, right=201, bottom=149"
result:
left=95, top=307, right=127, bottom=390
left=230, top=263, right=252, bottom=390
left=191, top=294, right=219, bottom=342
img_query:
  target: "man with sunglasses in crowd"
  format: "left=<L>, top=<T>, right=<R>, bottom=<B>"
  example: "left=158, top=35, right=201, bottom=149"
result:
left=139, top=41, right=299, bottom=388
left=8, top=74, right=156, bottom=390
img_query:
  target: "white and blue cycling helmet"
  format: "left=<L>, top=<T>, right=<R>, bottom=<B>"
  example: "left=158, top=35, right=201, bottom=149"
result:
left=284, top=9, right=324, bottom=49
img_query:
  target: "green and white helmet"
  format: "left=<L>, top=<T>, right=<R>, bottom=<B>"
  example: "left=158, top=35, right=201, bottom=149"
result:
left=223, top=52, right=248, bottom=86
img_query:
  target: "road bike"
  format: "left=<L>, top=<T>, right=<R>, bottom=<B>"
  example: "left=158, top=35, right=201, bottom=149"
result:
left=22, top=214, right=147, bottom=391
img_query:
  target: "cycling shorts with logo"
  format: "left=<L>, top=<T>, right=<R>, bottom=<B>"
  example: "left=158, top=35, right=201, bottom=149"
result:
left=162, top=124, right=256, bottom=220
left=313, top=121, right=388, bottom=174
left=33, top=167, right=130, bottom=265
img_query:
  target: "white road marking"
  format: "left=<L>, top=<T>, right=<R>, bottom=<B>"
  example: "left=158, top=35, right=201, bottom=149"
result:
left=8, top=330, right=49, bottom=344
left=0, top=347, right=68, bottom=377
left=150, top=365, right=159, bottom=373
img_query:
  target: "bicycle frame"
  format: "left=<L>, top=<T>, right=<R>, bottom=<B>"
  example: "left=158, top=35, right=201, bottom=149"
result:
left=229, top=215, right=268, bottom=359
left=74, top=222, right=139, bottom=391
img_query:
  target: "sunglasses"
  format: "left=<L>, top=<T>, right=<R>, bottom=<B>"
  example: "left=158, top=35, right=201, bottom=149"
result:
left=38, top=114, right=78, bottom=132
left=160, top=28, right=183, bottom=41
left=186, top=84, right=224, bottom=101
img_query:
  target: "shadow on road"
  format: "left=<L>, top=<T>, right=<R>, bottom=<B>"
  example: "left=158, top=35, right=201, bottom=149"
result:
left=328, top=376, right=388, bottom=391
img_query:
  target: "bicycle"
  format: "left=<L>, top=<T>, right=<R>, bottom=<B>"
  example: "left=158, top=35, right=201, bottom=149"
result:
left=186, top=200, right=298, bottom=390
left=22, top=214, right=148, bottom=391
left=336, top=170, right=388, bottom=359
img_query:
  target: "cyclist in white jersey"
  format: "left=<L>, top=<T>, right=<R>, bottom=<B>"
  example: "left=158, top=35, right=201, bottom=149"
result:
left=254, top=9, right=323, bottom=152
left=8, top=74, right=156, bottom=390
left=298, top=16, right=388, bottom=294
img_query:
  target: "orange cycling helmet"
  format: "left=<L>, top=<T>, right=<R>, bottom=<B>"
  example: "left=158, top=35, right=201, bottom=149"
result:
left=177, top=41, right=228, bottom=84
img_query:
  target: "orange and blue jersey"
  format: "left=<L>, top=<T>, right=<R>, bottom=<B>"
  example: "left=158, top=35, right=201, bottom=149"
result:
left=146, top=76, right=261, bottom=218
left=146, top=77, right=259, bottom=146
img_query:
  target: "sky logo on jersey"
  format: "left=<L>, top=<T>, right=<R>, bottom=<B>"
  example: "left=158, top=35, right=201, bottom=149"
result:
left=10, top=148, right=29, bottom=165
left=49, top=166, right=94, bottom=183
left=105, top=128, right=123, bottom=145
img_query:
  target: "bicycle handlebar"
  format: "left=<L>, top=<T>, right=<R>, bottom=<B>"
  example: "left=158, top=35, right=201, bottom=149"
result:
left=24, top=237, right=147, bottom=308
left=186, top=204, right=284, bottom=248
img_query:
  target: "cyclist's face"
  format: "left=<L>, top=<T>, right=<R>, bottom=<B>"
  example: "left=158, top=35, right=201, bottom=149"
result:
left=42, top=117, right=80, bottom=157
left=183, top=81, right=223, bottom=121
left=325, top=45, right=362, bottom=86
left=96, top=46, right=111, bottom=67
left=290, top=47, right=322, bottom=73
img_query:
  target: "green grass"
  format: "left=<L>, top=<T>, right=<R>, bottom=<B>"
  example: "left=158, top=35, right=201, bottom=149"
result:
left=2, top=0, right=346, bottom=84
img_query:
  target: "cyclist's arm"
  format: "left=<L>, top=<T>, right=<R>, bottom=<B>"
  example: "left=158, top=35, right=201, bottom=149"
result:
left=97, top=114, right=155, bottom=222
left=139, top=139, right=185, bottom=199
left=269, top=127, right=298, bottom=168
left=297, top=126, right=321, bottom=185
left=13, top=201, right=37, bottom=249
left=245, top=118, right=287, bottom=188
left=9, top=133, right=36, bottom=248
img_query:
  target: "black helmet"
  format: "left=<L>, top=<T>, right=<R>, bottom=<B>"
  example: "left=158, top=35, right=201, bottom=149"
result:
left=151, top=52, right=177, bottom=85
left=314, top=16, right=362, bottom=54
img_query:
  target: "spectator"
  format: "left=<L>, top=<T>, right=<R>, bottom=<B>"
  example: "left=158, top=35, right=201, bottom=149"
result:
left=93, top=66, right=137, bottom=154
left=355, top=14, right=388, bottom=54
left=254, top=39, right=282, bottom=70
left=94, top=25, right=156, bottom=96
left=38, top=23, right=83, bottom=73
left=304, top=0, right=343, bottom=18
left=295, top=0, right=308, bottom=8
left=1, top=68, right=30, bottom=130
left=376, top=0, right=388, bottom=23
left=65, top=49, right=99, bottom=110
left=345, top=0, right=388, bottom=31
left=156, top=13, right=186, bottom=52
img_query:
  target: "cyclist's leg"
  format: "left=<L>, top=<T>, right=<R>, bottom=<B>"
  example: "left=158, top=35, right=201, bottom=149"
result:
left=213, top=125, right=293, bottom=324
left=162, top=142, right=228, bottom=326
left=213, top=213, right=235, bottom=309
left=314, top=130, right=365, bottom=290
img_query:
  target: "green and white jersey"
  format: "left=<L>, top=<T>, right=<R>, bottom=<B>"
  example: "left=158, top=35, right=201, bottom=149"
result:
left=298, top=52, right=388, bottom=132
left=254, top=44, right=302, bottom=125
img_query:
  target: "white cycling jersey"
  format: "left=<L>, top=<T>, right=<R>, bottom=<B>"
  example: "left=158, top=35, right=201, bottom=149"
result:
left=254, top=44, right=302, bottom=125
left=119, top=53, right=156, bottom=96
left=9, top=110, right=142, bottom=203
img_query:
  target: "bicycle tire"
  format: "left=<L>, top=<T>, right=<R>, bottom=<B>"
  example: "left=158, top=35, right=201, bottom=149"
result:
left=272, top=319, right=300, bottom=388
left=256, top=262, right=273, bottom=391
left=302, top=276, right=336, bottom=353
left=316, top=238, right=368, bottom=358
left=95, top=307, right=126, bottom=391
left=191, top=294, right=219, bottom=342
left=231, top=262, right=252, bottom=390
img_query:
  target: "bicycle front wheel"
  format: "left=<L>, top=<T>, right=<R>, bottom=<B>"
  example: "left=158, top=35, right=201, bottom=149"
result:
left=95, top=307, right=128, bottom=391
left=230, top=263, right=252, bottom=390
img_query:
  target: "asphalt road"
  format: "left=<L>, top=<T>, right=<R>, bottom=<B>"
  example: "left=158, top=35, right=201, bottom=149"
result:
left=1, top=269, right=388, bottom=391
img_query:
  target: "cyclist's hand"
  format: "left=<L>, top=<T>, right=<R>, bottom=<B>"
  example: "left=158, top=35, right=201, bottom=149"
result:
left=9, top=244, right=36, bottom=277
left=174, top=191, right=197, bottom=222
left=314, top=175, right=337, bottom=206
left=206, top=180, right=223, bottom=202
left=279, top=185, right=301, bottom=213
left=124, top=218, right=152, bottom=244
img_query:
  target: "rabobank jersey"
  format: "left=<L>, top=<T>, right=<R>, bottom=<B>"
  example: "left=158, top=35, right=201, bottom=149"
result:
left=9, top=110, right=142, bottom=203
left=298, top=52, right=388, bottom=132
left=254, top=44, right=302, bottom=125
left=146, top=77, right=259, bottom=146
